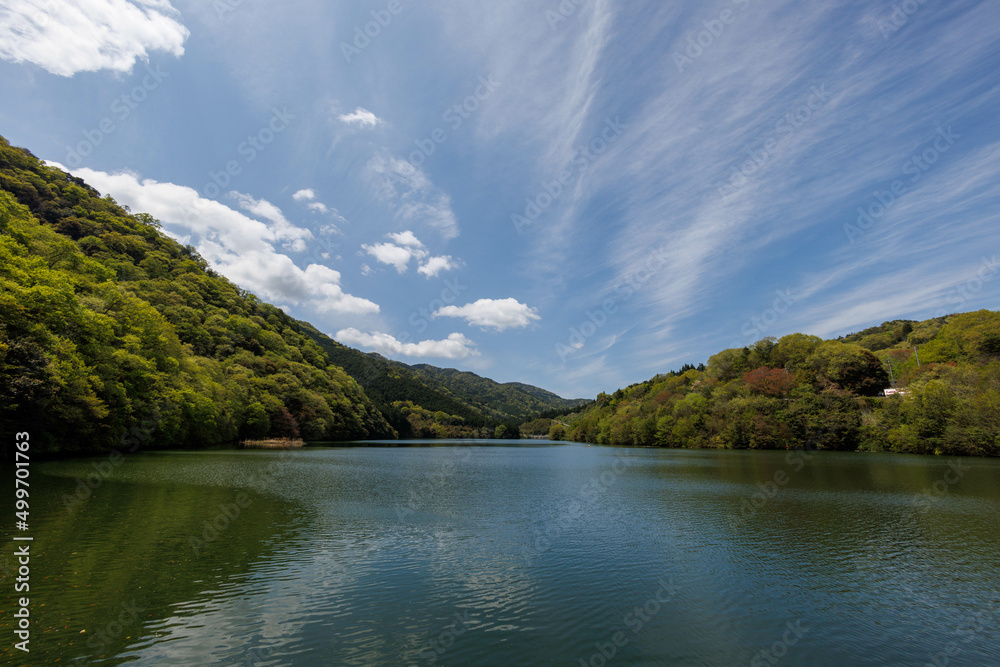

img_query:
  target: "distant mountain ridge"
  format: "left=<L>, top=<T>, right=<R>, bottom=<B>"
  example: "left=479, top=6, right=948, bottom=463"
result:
left=0, top=133, right=581, bottom=455
left=298, top=322, right=587, bottom=428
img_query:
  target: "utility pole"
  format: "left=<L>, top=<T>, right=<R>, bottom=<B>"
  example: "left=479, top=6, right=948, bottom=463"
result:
left=914, top=346, right=920, bottom=368
left=886, top=357, right=896, bottom=387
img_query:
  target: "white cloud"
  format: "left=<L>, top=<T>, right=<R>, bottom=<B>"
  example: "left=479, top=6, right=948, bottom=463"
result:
left=339, top=107, right=382, bottom=127
left=387, top=230, right=424, bottom=247
left=292, top=188, right=345, bottom=222
left=201, top=246, right=380, bottom=315
left=417, top=255, right=459, bottom=278
left=361, top=230, right=460, bottom=277
left=0, top=0, right=189, bottom=77
left=362, top=242, right=420, bottom=274
left=358, top=231, right=459, bottom=277
left=54, top=164, right=379, bottom=315
left=335, top=329, right=479, bottom=360
left=229, top=191, right=310, bottom=252
left=434, top=298, right=540, bottom=331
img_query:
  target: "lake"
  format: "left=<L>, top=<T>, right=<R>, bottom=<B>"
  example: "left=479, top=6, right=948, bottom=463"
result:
left=3, top=442, right=999, bottom=665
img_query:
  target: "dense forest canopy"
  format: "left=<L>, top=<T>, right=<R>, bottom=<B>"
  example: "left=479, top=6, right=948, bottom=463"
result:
left=551, top=312, right=1000, bottom=456
left=0, top=136, right=394, bottom=456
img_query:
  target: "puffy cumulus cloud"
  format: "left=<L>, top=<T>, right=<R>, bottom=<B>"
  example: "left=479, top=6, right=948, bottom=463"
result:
left=292, top=189, right=316, bottom=202
left=335, top=329, right=479, bottom=360
left=386, top=230, right=423, bottom=247
left=361, top=230, right=460, bottom=278
left=362, top=230, right=426, bottom=273
left=417, top=255, right=459, bottom=278
left=362, top=242, right=418, bottom=273
left=55, top=164, right=378, bottom=315
left=0, top=0, right=189, bottom=77
left=434, top=298, right=540, bottom=331
left=201, top=246, right=379, bottom=315
left=366, top=152, right=459, bottom=240
left=338, top=107, right=382, bottom=127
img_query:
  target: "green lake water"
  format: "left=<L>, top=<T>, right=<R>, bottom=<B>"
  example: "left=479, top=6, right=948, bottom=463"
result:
left=1, top=442, right=999, bottom=665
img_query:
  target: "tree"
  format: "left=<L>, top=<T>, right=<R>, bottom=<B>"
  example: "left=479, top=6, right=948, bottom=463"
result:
left=743, top=367, right=796, bottom=397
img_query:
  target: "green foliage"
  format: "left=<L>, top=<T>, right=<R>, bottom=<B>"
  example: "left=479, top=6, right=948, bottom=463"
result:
left=0, top=137, right=394, bottom=456
left=301, top=322, right=587, bottom=435
left=561, top=313, right=1000, bottom=456
left=493, top=423, right=522, bottom=440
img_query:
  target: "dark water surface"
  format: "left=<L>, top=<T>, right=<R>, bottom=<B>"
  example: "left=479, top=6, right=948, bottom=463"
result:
left=2, top=442, right=999, bottom=665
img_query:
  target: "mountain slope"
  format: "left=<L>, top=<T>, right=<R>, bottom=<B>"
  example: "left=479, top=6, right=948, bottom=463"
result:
left=559, top=313, right=1000, bottom=456
left=299, top=321, right=587, bottom=426
left=408, top=364, right=587, bottom=420
left=0, top=135, right=393, bottom=456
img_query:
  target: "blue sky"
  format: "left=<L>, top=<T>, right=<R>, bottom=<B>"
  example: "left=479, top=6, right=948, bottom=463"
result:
left=1, top=0, right=998, bottom=399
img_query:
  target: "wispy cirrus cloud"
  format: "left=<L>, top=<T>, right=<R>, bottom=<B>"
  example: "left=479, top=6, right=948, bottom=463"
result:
left=517, top=0, right=998, bottom=356
left=291, top=188, right=348, bottom=226
left=366, top=152, right=459, bottom=240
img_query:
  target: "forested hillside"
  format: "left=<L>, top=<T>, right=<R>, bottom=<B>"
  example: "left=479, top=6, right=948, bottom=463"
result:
left=301, top=323, right=587, bottom=436
left=407, top=365, right=586, bottom=420
left=0, top=136, right=393, bottom=456
left=557, top=312, right=1000, bottom=456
